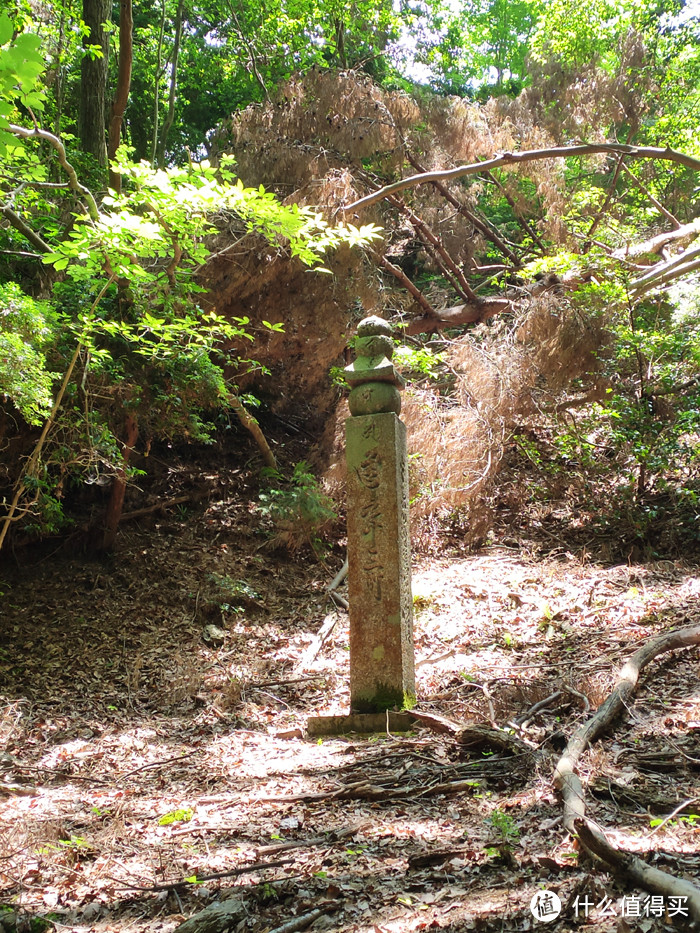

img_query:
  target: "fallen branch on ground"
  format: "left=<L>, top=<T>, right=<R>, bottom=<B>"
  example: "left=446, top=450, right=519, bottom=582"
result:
left=554, top=622, right=700, bottom=831
left=173, top=902, right=333, bottom=933
left=266, top=908, right=332, bottom=933
left=575, top=819, right=700, bottom=924
left=553, top=623, right=700, bottom=923
left=113, top=857, right=294, bottom=892
left=260, top=776, right=485, bottom=804
left=120, top=495, right=191, bottom=522
left=298, top=610, right=342, bottom=669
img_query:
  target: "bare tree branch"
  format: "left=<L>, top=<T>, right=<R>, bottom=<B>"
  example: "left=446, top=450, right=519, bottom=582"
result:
left=483, top=170, right=547, bottom=253
left=1, top=206, right=51, bottom=253
left=618, top=161, right=681, bottom=229
left=372, top=251, right=437, bottom=318
left=613, top=219, right=700, bottom=259
left=583, top=151, right=627, bottom=249
left=404, top=151, right=521, bottom=266
left=346, top=143, right=700, bottom=212
left=385, top=193, right=478, bottom=302
left=8, top=123, right=99, bottom=221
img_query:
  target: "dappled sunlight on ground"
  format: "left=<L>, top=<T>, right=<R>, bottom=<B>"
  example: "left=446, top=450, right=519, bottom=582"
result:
left=1, top=488, right=699, bottom=931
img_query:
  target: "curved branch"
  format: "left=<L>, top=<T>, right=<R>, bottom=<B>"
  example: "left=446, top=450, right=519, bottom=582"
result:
left=8, top=123, right=99, bottom=221
left=554, top=623, right=700, bottom=832
left=553, top=623, right=700, bottom=922
left=346, top=143, right=700, bottom=212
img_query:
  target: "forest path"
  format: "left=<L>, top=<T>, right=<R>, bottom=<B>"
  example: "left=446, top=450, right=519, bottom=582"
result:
left=0, top=486, right=699, bottom=933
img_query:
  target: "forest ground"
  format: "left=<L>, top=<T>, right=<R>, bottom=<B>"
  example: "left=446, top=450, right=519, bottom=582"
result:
left=0, top=430, right=699, bottom=933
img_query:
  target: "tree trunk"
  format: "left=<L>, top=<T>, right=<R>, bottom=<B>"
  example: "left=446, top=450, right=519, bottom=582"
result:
left=102, top=413, right=139, bottom=551
left=150, top=0, right=167, bottom=165
left=80, top=0, right=111, bottom=166
left=157, top=0, right=184, bottom=166
left=108, top=0, right=133, bottom=192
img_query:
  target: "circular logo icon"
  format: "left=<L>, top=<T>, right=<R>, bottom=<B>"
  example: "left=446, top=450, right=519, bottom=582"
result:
left=530, top=890, right=562, bottom=923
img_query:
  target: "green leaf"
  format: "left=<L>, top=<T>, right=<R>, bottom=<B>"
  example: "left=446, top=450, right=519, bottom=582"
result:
left=0, top=14, right=12, bottom=46
left=158, top=807, right=194, bottom=826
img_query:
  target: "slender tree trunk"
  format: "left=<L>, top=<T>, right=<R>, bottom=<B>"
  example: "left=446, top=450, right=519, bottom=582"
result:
left=54, top=6, right=67, bottom=137
left=150, top=0, right=167, bottom=165
left=334, top=17, right=347, bottom=67
left=102, top=413, right=139, bottom=550
left=108, top=0, right=134, bottom=192
left=157, top=0, right=184, bottom=166
left=80, top=0, right=111, bottom=166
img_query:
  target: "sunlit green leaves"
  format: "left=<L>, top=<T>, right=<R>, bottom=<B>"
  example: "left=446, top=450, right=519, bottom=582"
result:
left=0, top=13, right=45, bottom=129
left=0, top=284, right=57, bottom=424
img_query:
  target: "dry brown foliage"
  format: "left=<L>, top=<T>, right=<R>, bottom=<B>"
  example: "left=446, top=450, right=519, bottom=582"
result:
left=525, top=32, right=650, bottom=143
left=318, top=294, right=609, bottom=553
left=204, top=68, right=620, bottom=549
left=514, top=297, right=607, bottom=392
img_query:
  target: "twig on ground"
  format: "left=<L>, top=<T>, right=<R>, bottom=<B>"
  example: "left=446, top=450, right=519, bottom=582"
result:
left=120, top=495, right=191, bottom=521
left=516, top=691, right=562, bottom=728
left=408, top=709, right=464, bottom=736
left=255, top=823, right=368, bottom=856
left=327, top=558, right=348, bottom=593
left=646, top=798, right=699, bottom=838
left=266, top=908, right=331, bottom=933
left=328, top=591, right=349, bottom=610
left=416, top=649, right=457, bottom=669
left=112, top=856, right=294, bottom=892
left=260, top=777, right=485, bottom=804
left=561, top=683, right=591, bottom=713
left=298, top=611, right=342, bottom=669
left=255, top=675, right=324, bottom=688
left=116, top=751, right=197, bottom=782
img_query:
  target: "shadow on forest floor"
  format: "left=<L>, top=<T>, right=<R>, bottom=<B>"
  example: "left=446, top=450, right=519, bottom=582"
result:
left=0, top=449, right=699, bottom=933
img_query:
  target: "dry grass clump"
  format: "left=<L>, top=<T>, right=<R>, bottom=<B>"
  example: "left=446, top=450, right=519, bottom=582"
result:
left=514, top=296, right=607, bottom=392
left=524, top=31, right=649, bottom=143
left=213, top=69, right=419, bottom=195
left=401, top=387, right=495, bottom=551
left=318, top=298, right=608, bottom=552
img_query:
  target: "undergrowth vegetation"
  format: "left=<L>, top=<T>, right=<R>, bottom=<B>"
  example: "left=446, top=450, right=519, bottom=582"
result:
left=1, top=0, right=699, bottom=560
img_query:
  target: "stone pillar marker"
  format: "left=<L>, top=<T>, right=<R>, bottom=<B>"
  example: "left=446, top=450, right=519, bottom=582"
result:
left=344, top=316, right=415, bottom=713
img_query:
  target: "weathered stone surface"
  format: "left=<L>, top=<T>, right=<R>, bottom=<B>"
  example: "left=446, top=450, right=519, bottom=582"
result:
left=307, top=712, right=416, bottom=735
left=345, top=355, right=400, bottom=387
left=344, top=317, right=404, bottom=399
left=348, top=382, right=402, bottom=416
left=356, top=315, right=393, bottom=337
left=354, top=334, right=395, bottom=358
left=346, top=412, right=414, bottom=712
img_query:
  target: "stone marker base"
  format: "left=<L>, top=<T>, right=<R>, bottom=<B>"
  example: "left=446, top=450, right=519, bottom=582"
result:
left=307, top=712, right=417, bottom=736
